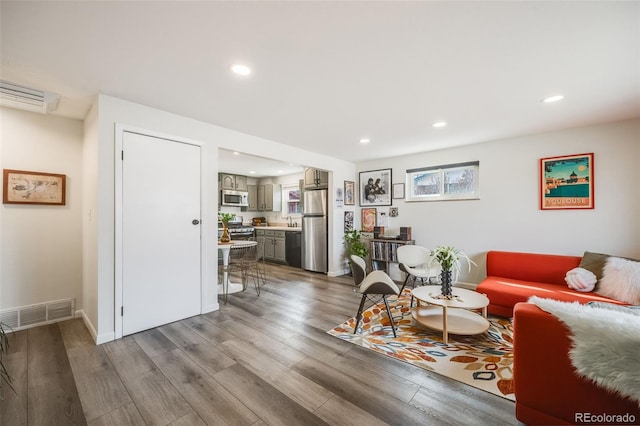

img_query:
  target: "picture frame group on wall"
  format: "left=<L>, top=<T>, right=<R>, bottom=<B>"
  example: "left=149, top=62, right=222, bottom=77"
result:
left=3, top=169, right=66, bottom=205
left=540, top=152, right=594, bottom=210
left=359, top=168, right=392, bottom=206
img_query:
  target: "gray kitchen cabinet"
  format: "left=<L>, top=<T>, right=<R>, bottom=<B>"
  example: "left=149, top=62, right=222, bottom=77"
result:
left=256, top=185, right=265, bottom=211
left=263, top=230, right=275, bottom=259
left=253, top=183, right=282, bottom=211
left=274, top=231, right=286, bottom=262
left=259, top=229, right=286, bottom=263
left=264, top=184, right=275, bottom=211
left=220, top=173, right=248, bottom=191
left=304, top=168, right=329, bottom=190
left=247, top=185, right=258, bottom=211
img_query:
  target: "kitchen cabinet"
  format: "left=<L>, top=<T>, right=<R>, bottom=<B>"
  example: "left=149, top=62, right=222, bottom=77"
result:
left=275, top=233, right=286, bottom=262
left=220, top=173, right=248, bottom=191
left=250, top=183, right=281, bottom=211
left=257, top=229, right=286, bottom=263
left=247, top=185, right=258, bottom=210
left=304, top=168, right=329, bottom=190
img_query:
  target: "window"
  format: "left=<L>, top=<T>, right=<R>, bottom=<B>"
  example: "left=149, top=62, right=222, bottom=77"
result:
left=406, top=161, right=479, bottom=202
left=282, top=184, right=302, bottom=215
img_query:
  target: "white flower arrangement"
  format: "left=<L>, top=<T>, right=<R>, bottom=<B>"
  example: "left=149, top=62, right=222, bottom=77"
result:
left=431, top=245, right=476, bottom=283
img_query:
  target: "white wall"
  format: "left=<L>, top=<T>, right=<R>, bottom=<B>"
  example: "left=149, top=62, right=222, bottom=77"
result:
left=82, top=101, right=99, bottom=335
left=0, top=107, right=83, bottom=311
left=356, top=119, right=640, bottom=284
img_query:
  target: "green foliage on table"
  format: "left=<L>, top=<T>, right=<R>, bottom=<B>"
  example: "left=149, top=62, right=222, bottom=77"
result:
left=218, top=212, right=236, bottom=224
left=431, top=245, right=476, bottom=281
left=344, top=229, right=369, bottom=258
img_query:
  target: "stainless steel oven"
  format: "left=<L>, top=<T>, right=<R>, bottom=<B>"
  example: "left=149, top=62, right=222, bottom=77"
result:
left=218, top=216, right=255, bottom=240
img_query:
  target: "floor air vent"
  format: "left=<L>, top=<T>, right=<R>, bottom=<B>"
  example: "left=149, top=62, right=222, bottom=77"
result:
left=0, top=298, right=75, bottom=331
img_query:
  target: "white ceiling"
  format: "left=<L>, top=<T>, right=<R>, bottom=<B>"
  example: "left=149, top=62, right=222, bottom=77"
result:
left=2, top=1, right=639, bottom=167
left=219, top=148, right=304, bottom=178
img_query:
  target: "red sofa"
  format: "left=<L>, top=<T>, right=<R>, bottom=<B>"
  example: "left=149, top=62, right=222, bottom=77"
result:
left=476, top=250, right=625, bottom=317
left=514, top=303, right=640, bottom=425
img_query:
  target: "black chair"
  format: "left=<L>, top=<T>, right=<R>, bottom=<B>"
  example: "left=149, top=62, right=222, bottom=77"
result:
left=350, top=255, right=400, bottom=337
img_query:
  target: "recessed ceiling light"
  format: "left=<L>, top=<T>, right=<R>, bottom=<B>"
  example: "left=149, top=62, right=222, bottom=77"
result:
left=542, top=95, right=564, bottom=103
left=231, top=64, right=252, bottom=76
left=360, top=138, right=371, bottom=144
left=277, top=170, right=283, bottom=174
left=432, top=121, right=447, bottom=128
left=233, top=151, right=240, bottom=155
left=249, top=171, right=256, bottom=174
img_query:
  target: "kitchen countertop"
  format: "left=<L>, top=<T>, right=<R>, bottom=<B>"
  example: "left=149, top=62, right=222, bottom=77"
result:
left=254, top=226, right=302, bottom=232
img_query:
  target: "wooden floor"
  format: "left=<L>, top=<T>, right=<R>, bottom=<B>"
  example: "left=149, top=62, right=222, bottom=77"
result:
left=0, top=264, right=515, bottom=426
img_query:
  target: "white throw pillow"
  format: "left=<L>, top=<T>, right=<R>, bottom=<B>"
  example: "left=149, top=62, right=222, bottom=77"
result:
left=565, top=267, right=596, bottom=292
left=596, top=257, right=640, bottom=305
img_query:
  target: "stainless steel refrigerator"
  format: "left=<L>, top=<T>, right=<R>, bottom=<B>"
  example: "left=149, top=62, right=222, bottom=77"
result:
left=301, top=189, right=327, bottom=273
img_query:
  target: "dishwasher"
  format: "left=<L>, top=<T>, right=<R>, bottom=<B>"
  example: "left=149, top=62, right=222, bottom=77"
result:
left=285, top=231, right=302, bottom=268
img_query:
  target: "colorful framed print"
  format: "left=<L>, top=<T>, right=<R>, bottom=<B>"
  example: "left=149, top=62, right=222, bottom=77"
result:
left=359, top=169, right=392, bottom=206
left=3, top=169, right=66, bottom=205
left=361, top=208, right=377, bottom=232
left=540, top=153, right=594, bottom=210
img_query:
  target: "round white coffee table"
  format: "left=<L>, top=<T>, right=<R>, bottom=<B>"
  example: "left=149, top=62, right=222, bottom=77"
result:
left=411, top=285, right=490, bottom=344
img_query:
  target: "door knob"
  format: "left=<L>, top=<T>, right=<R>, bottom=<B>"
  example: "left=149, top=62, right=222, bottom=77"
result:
left=192, top=219, right=200, bottom=225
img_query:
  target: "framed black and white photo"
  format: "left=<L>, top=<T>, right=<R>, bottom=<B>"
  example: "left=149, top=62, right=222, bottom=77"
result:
left=344, top=211, right=354, bottom=232
left=359, top=168, right=392, bottom=206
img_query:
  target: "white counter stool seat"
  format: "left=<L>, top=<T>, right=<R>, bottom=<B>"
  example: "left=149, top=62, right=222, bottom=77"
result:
left=351, top=255, right=400, bottom=338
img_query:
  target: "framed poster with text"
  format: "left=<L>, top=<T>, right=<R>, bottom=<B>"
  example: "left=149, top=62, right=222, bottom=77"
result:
left=540, top=153, right=594, bottom=210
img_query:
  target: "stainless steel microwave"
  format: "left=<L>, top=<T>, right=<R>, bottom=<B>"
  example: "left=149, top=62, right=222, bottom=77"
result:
left=221, top=189, right=249, bottom=207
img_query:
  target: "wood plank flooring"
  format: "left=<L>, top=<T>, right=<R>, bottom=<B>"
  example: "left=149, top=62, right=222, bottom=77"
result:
left=0, top=264, right=516, bottom=425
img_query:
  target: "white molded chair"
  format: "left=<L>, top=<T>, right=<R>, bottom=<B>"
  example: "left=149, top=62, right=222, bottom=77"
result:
left=396, top=245, right=441, bottom=304
left=350, top=255, right=400, bottom=337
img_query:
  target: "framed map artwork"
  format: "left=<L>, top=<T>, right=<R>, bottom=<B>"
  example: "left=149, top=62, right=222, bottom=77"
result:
left=3, top=169, right=66, bottom=205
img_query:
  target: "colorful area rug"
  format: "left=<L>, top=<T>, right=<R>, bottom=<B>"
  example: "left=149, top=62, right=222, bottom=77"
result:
left=327, top=290, right=515, bottom=401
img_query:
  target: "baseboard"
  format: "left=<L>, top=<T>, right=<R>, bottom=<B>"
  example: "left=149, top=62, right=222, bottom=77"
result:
left=79, top=311, right=114, bottom=345
left=203, top=302, right=219, bottom=314
left=96, top=331, right=115, bottom=345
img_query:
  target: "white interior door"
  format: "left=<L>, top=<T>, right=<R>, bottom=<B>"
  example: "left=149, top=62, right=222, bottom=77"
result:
left=122, top=131, right=201, bottom=336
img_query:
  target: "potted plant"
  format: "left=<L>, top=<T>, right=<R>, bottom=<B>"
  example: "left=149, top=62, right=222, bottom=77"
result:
left=218, top=211, right=236, bottom=243
left=431, top=245, right=476, bottom=299
left=0, top=322, right=13, bottom=397
left=344, top=230, right=369, bottom=275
